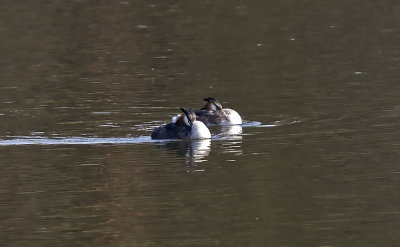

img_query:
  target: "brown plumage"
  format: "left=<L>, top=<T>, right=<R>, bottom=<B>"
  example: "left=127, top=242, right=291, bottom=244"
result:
left=195, top=97, right=242, bottom=126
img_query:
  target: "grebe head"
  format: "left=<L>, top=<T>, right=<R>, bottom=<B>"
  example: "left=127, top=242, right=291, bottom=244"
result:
left=202, top=97, right=223, bottom=111
left=180, top=107, right=196, bottom=126
left=153, top=108, right=211, bottom=140
left=182, top=108, right=211, bottom=139
left=172, top=108, right=196, bottom=126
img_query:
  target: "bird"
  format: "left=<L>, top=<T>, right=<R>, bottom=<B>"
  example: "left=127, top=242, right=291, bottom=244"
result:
left=151, top=108, right=211, bottom=139
left=195, top=97, right=242, bottom=126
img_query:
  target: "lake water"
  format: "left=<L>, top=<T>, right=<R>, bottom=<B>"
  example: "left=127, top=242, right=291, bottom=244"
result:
left=1, top=1, right=400, bottom=246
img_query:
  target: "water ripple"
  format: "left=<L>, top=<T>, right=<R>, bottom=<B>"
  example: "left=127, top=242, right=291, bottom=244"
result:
left=0, top=136, right=155, bottom=146
left=0, top=120, right=299, bottom=146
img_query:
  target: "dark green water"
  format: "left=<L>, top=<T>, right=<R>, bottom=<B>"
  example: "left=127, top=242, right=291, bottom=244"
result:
left=1, top=1, right=400, bottom=246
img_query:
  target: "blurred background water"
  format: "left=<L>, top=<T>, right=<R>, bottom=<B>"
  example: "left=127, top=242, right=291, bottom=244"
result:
left=1, top=0, right=400, bottom=246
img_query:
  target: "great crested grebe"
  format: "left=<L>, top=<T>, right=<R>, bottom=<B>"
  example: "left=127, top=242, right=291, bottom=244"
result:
left=195, top=97, right=242, bottom=126
left=151, top=108, right=211, bottom=139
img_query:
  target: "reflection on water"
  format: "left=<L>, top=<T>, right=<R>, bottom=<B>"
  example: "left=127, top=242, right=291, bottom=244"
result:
left=221, top=139, right=243, bottom=158
left=161, top=139, right=213, bottom=167
left=153, top=125, right=245, bottom=168
left=186, top=139, right=211, bottom=165
left=1, top=0, right=400, bottom=246
left=156, top=139, right=212, bottom=167
left=220, top=125, right=243, bottom=136
left=0, top=125, right=247, bottom=169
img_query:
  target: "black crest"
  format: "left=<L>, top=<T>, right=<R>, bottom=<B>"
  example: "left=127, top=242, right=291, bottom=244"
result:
left=180, top=108, right=196, bottom=125
left=203, top=97, right=222, bottom=110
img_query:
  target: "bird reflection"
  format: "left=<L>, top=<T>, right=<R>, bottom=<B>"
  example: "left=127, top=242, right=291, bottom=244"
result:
left=160, top=139, right=211, bottom=165
left=185, top=139, right=211, bottom=165
left=221, top=125, right=242, bottom=136
left=213, top=125, right=243, bottom=139
left=155, top=125, right=243, bottom=167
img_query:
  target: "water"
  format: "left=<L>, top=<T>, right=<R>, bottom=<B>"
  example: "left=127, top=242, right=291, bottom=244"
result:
left=1, top=1, right=400, bottom=246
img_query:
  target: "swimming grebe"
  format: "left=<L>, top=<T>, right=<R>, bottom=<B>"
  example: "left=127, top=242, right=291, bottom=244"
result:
left=151, top=108, right=211, bottom=139
left=195, top=97, right=242, bottom=125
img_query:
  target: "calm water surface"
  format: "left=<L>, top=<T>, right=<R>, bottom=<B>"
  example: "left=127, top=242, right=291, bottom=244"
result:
left=1, top=1, right=400, bottom=246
